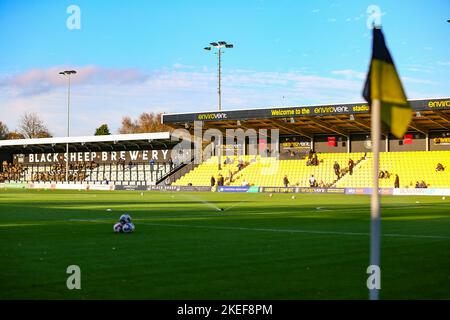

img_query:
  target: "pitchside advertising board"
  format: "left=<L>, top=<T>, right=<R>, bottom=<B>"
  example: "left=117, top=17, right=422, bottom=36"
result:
left=218, top=186, right=346, bottom=194
left=3, top=182, right=450, bottom=195
left=114, top=185, right=212, bottom=192
left=433, top=137, right=450, bottom=145
left=26, top=183, right=114, bottom=191
left=345, top=188, right=394, bottom=195
left=162, top=98, right=450, bottom=123
left=13, top=150, right=171, bottom=165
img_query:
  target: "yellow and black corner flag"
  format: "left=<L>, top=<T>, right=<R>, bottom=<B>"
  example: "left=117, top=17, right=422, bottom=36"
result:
left=363, top=27, right=412, bottom=138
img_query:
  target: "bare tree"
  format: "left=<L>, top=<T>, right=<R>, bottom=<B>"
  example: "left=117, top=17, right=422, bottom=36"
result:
left=0, top=121, right=8, bottom=140
left=18, top=113, right=52, bottom=139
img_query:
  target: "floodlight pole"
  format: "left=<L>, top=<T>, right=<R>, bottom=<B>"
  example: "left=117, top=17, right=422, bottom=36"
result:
left=204, top=41, right=233, bottom=111
left=204, top=42, right=233, bottom=171
left=218, top=47, right=222, bottom=111
left=66, top=74, right=71, bottom=183
left=59, top=70, right=77, bottom=183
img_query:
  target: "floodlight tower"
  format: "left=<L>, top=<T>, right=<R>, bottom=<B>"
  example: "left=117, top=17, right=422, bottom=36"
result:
left=59, top=70, right=77, bottom=183
left=204, top=41, right=234, bottom=111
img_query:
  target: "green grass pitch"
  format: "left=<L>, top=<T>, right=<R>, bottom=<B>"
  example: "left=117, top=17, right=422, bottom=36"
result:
left=0, top=189, right=449, bottom=299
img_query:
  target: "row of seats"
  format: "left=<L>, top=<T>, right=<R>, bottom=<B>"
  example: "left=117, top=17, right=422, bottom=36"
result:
left=173, top=153, right=364, bottom=187
left=230, top=153, right=364, bottom=187
left=172, top=155, right=258, bottom=186
left=173, top=151, right=450, bottom=188
left=336, top=151, right=450, bottom=188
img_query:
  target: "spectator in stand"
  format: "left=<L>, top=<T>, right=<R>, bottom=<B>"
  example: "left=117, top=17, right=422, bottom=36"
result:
left=348, top=158, right=355, bottom=175
left=379, top=171, right=385, bottom=179
left=333, top=161, right=340, bottom=179
left=394, top=174, right=400, bottom=188
left=242, top=180, right=249, bottom=187
left=384, top=170, right=391, bottom=179
left=420, top=180, right=428, bottom=188
left=218, top=174, right=224, bottom=186
left=210, top=175, right=216, bottom=187
left=149, top=158, right=155, bottom=172
left=436, top=163, right=445, bottom=172
left=228, top=169, right=233, bottom=183
left=309, top=175, right=316, bottom=187
left=283, top=175, right=290, bottom=187
left=237, top=159, right=244, bottom=171
left=415, top=181, right=420, bottom=188
left=118, top=157, right=126, bottom=169
left=306, top=155, right=312, bottom=166
left=312, top=153, right=318, bottom=166
left=168, top=158, right=173, bottom=170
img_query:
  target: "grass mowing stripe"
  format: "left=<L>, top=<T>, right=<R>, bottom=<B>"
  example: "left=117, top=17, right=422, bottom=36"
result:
left=139, top=222, right=450, bottom=239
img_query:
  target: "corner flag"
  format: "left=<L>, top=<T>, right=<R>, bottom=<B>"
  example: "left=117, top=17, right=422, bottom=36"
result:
left=363, top=27, right=412, bottom=138
left=362, top=26, right=413, bottom=301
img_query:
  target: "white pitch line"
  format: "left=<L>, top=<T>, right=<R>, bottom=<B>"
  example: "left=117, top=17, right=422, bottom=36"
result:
left=315, top=207, right=332, bottom=211
left=68, top=219, right=105, bottom=222
left=139, top=222, right=450, bottom=240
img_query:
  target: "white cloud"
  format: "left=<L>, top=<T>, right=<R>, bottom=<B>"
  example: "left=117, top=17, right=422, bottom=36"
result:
left=404, top=63, right=435, bottom=73
left=402, top=77, right=433, bottom=85
left=331, top=69, right=366, bottom=80
left=173, top=63, right=196, bottom=69
left=0, top=65, right=147, bottom=97
left=437, top=61, right=450, bottom=67
left=0, top=65, right=445, bottom=137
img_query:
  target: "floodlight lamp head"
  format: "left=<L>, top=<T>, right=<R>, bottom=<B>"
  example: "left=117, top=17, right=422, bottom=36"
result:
left=60, top=70, right=77, bottom=75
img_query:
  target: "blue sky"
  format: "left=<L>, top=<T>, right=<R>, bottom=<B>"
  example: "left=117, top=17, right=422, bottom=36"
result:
left=0, top=0, right=449, bottom=136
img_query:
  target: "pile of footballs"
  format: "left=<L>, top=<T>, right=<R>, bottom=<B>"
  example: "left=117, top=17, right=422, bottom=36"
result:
left=113, top=213, right=135, bottom=233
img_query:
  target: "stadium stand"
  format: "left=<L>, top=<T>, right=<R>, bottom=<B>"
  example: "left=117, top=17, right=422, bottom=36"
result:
left=0, top=132, right=179, bottom=186
left=172, top=151, right=450, bottom=188
left=2, top=98, right=450, bottom=189
left=162, top=98, right=450, bottom=190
